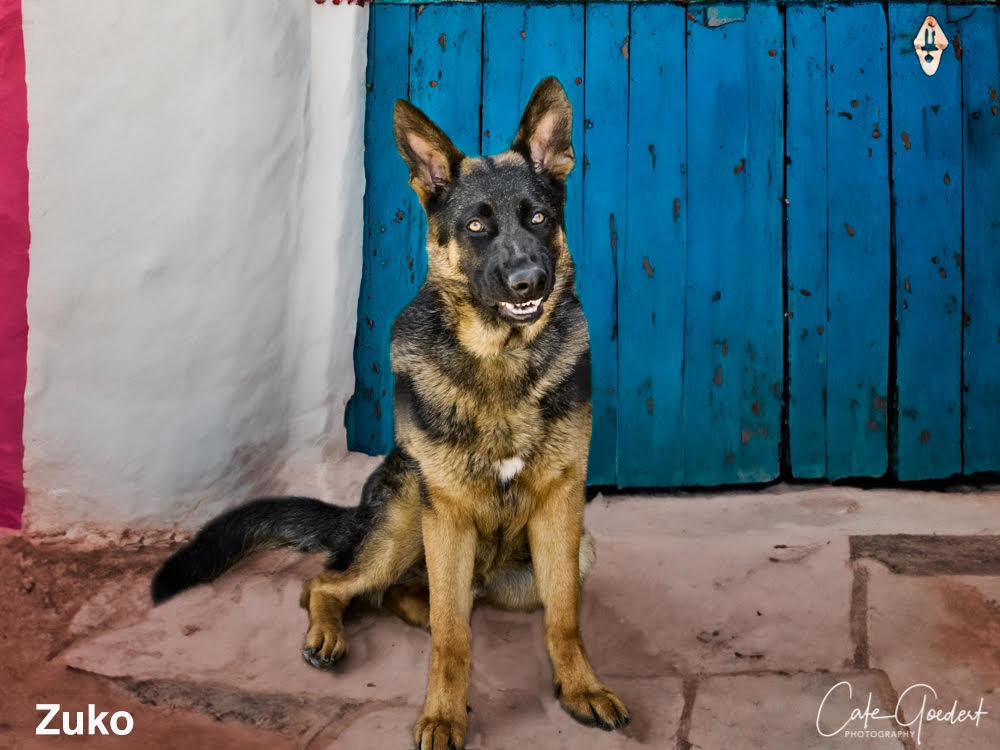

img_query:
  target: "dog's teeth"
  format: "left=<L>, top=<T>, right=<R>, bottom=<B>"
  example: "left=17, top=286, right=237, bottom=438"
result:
left=500, top=299, right=541, bottom=317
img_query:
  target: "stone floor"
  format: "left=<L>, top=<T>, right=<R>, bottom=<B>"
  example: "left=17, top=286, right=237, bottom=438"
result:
left=4, top=483, right=1000, bottom=749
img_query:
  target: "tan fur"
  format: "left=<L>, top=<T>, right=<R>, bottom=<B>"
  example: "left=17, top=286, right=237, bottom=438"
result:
left=298, top=78, right=628, bottom=749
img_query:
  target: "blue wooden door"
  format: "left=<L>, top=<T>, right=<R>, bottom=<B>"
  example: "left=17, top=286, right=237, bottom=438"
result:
left=348, top=2, right=1000, bottom=488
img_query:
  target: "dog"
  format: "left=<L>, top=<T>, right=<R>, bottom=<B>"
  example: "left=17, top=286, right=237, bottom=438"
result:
left=151, top=76, right=629, bottom=750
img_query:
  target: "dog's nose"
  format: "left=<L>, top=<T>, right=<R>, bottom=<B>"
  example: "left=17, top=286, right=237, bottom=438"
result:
left=506, top=265, right=547, bottom=299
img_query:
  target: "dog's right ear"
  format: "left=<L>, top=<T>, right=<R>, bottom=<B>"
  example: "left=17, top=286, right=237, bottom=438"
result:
left=394, top=100, right=463, bottom=206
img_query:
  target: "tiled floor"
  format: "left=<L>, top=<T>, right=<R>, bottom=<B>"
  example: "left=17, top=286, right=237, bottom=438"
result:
left=38, top=485, right=1000, bottom=748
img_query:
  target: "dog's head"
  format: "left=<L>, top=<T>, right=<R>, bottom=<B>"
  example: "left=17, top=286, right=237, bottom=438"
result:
left=394, top=77, right=574, bottom=327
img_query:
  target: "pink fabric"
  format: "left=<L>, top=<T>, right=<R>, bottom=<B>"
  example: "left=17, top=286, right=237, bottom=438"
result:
left=0, top=0, right=28, bottom=529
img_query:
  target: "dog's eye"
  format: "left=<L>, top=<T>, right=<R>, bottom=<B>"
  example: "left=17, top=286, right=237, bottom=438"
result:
left=530, top=212, right=546, bottom=225
left=467, top=219, right=486, bottom=233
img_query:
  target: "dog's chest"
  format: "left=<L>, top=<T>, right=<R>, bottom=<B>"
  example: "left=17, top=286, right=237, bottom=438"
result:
left=460, top=356, right=547, bottom=463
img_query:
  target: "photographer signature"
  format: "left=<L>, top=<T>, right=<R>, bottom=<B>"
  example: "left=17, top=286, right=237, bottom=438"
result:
left=816, top=680, right=988, bottom=745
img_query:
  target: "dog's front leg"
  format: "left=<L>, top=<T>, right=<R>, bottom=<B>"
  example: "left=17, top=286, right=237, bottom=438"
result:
left=413, top=498, right=477, bottom=750
left=528, top=475, right=630, bottom=731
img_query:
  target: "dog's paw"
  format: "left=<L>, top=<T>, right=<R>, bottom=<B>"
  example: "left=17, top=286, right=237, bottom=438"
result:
left=557, top=683, right=630, bottom=731
left=412, top=713, right=466, bottom=750
left=301, top=623, right=347, bottom=670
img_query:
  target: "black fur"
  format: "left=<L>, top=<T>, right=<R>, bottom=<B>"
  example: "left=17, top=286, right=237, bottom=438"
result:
left=151, top=448, right=418, bottom=604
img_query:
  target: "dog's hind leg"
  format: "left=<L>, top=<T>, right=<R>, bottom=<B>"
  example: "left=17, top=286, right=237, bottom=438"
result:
left=300, top=479, right=424, bottom=669
left=382, top=580, right=431, bottom=630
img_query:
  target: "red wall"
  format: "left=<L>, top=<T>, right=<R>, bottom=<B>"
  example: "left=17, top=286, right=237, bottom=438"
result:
left=0, top=0, right=28, bottom=529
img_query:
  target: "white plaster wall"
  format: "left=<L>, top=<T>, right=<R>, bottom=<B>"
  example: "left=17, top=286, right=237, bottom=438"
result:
left=21, top=1, right=369, bottom=533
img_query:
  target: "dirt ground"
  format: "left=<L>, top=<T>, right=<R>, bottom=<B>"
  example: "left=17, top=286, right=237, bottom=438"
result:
left=0, top=534, right=291, bottom=749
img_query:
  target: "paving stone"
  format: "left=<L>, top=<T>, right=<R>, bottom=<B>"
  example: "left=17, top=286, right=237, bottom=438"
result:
left=582, top=531, right=855, bottom=676
left=688, top=671, right=908, bottom=749
left=62, top=551, right=685, bottom=748
left=865, top=561, right=1000, bottom=749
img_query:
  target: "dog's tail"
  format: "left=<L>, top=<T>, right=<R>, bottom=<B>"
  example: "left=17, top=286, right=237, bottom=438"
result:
left=151, top=497, right=355, bottom=605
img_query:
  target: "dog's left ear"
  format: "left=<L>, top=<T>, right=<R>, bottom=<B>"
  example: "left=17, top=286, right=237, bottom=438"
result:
left=511, top=77, right=575, bottom=182
left=394, top=99, right=464, bottom=206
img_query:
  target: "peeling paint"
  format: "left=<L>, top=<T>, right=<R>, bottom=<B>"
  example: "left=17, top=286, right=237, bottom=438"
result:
left=901, top=132, right=911, bottom=150
left=920, top=429, right=931, bottom=444
left=713, top=366, right=723, bottom=386
left=703, top=6, right=746, bottom=28
left=845, top=222, right=856, bottom=237
left=438, top=32, right=446, bottom=51
left=733, top=158, right=745, bottom=175
left=642, top=256, right=654, bottom=278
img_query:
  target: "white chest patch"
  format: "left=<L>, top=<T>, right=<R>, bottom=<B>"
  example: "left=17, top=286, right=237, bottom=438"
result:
left=496, top=456, right=525, bottom=484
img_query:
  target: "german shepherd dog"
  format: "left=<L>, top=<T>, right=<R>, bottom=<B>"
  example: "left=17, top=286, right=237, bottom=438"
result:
left=152, top=77, right=629, bottom=749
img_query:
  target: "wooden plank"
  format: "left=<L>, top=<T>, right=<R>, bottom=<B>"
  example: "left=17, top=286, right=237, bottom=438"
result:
left=786, top=4, right=829, bottom=479
left=742, top=5, right=785, bottom=482
left=348, top=3, right=482, bottom=454
left=683, top=4, right=783, bottom=485
left=347, top=3, right=412, bottom=453
left=824, top=3, right=891, bottom=479
left=481, top=4, right=591, bottom=463
left=581, top=3, right=629, bottom=486
left=961, top=7, right=1000, bottom=474
left=409, top=3, right=483, bottom=156
left=409, top=1, right=484, bottom=293
left=889, top=4, right=963, bottom=480
left=617, top=3, right=687, bottom=487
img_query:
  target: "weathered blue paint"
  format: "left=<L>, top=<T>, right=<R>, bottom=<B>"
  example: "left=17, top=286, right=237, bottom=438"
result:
left=351, top=2, right=1000, bottom=486
left=786, top=4, right=829, bottom=479
left=581, top=3, right=629, bottom=485
left=683, top=4, right=783, bottom=484
left=961, top=7, right=1000, bottom=474
left=824, top=3, right=890, bottom=480
left=347, top=3, right=411, bottom=454
left=617, top=3, right=686, bottom=486
left=890, top=4, right=963, bottom=480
